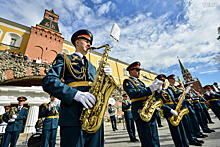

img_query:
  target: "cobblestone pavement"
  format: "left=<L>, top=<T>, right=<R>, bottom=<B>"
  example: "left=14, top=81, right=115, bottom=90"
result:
left=17, top=111, right=219, bottom=147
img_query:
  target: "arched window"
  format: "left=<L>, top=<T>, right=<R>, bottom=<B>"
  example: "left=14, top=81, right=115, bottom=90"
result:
left=62, top=48, right=70, bottom=54
left=0, top=29, right=3, bottom=40
left=123, top=68, right=129, bottom=76
left=2, top=32, right=22, bottom=49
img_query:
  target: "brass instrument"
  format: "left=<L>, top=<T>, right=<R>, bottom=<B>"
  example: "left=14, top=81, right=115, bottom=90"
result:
left=8, top=107, right=16, bottom=119
left=168, top=77, right=189, bottom=126
left=80, top=44, right=117, bottom=133
left=138, top=91, right=163, bottom=122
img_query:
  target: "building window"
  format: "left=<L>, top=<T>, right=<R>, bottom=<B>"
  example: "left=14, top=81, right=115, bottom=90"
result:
left=49, top=15, right=54, bottom=20
left=10, top=38, right=17, bottom=46
left=2, top=32, right=22, bottom=49
left=45, top=22, right=49, bottom=27
left=123, top=68, right=129, bottom=76
left=51, top=25, right=56, bottom=29
left=62, top=48, right=70, bottom=54
left=0, top=29, right=3, bottom=40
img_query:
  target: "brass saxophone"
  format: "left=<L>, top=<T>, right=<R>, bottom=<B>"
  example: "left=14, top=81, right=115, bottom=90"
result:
left=7, top=107, right=16, bottom=119
left=139, top=91, right=163, bottom=122
left=80, top=44, right=117, bottom=133
left=168, top=77, right=189, bottom=126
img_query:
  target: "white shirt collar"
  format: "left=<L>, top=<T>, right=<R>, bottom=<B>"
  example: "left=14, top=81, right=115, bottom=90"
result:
left=130, top=76, right=138, bottom=80
left=74, top=52, right=83, bottom=59
left=18, top=106, right=23, bottom=109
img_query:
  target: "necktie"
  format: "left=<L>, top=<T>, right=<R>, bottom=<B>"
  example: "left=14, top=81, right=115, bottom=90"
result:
left=82, top=56, right=88, bottom=69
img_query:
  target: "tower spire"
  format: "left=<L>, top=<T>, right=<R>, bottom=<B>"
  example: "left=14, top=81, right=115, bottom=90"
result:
left=177, top=56, right=186, bottom=72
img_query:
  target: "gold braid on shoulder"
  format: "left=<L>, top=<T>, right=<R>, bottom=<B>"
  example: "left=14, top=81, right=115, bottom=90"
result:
left=63, top=54, right=86, bottom=80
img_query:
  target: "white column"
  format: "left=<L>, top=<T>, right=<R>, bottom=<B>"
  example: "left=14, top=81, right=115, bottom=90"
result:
left=0, top=106, right=5, bottom=115
left=24, top=103, right=40, bottom=134
left=0, top=102, right=10, bottom=115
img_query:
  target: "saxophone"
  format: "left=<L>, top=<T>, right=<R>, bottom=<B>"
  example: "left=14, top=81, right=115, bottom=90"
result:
left=7, top=107, right=16, bottom=119
left=80, top=44, right=117, bottom=133
left=168, top=77, right=189, bottom=126
left=139, top=91, right=163, bottom=122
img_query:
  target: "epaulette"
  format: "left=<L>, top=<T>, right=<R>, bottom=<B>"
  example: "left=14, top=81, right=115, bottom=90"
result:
left=43, top=103, right=48, bottom=109
left=23, top=107, right=28, bottom=109
left=11, top=107, right=17, bottom=111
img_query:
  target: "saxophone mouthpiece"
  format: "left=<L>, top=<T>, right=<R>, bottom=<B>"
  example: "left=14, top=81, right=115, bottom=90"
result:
left=89, top=47, right=97, bottom=50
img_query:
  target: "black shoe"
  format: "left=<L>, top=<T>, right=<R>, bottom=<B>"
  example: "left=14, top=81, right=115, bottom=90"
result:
left=134, top=138, right=139, bottom=142
left=196, top=139, right=204, bottom=144
left=201, top=133, right=208, bottom=138
left=189, top=140, right=202, bottom=146
left=158, top=125, right=163, bottom=127
left=130, top=138, right=139, bottom=142
left=203, top=130, right=212, bottom=133
left=197, top=134, right=206, bottom=138
left=208, top=121, right=214, bottom=124
left=208, top=129, right=215, bottom=132
left=115, top=128, right=118, bottom=130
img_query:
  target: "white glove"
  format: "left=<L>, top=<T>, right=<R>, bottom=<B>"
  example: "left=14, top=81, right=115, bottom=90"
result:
left=156, top=108, right=160, bottom=111
left=8, top=119, right=15, bottom=122
left=49, top=104, right=54, bottom=111
left=104, top=66, right=112, bottom=75
left=12, top=114, right=17, bottom=119
left=149, top=79, right=163, bottom=92
left=170, top=109, right=178, bottom=117
left=210, top=91, right=215, bottom=94
left=74, top=91, right=96, bottom=109
left=206, top=91, right=210, bottom=96
left=185, top=86, right=191, bottom=94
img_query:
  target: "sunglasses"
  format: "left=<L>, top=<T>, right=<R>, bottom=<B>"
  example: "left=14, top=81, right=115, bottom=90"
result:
left=132, top=68, right=141, bottom=72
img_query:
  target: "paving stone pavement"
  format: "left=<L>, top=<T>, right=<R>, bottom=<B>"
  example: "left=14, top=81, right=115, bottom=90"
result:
left=16, top=111, right=220, bottom=147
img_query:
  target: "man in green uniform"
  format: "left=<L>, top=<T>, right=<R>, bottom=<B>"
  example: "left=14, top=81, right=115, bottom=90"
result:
left=123, top=61, right=162, bottom=147
left=2, top=96, right=28, bottom=147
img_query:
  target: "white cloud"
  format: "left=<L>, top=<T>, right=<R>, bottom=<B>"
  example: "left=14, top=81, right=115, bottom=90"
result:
left=91, top=0, right=103, bottom=4
left=106, top=0, right=220, bottom=74
left=199, top=69, right=219, bottom=74
left=96, top=1, right=112, bottom=16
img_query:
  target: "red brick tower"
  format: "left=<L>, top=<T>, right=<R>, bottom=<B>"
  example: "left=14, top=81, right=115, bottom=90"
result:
left=25, top=9, right=64, bottom=63
left=178, top=57, right=204, bottom=93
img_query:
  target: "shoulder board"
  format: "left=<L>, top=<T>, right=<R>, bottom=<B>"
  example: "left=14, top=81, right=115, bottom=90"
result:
left=23, top=107, right=28, bottom=109
left=71, top=54, right=82, bottom=61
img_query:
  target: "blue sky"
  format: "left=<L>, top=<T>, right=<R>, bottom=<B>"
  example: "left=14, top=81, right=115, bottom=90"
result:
left=0, top=0, right=219, bottom=86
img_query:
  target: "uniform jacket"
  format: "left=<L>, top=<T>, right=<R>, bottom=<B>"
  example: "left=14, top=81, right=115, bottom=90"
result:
left=167, top=85, right=183, bottom=102
left=41, top=102, right=60, bottom=130
left=42, top=53, right=96, bottom=126
left=123, top=77, right=152, bottom=120
left=156, top=88, right=176, bottom=118
left=3, top=106, right=28, bottom=132
left=122, top=100, right=132, bottom=119
left=204, top=92, right=220, bottom=106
